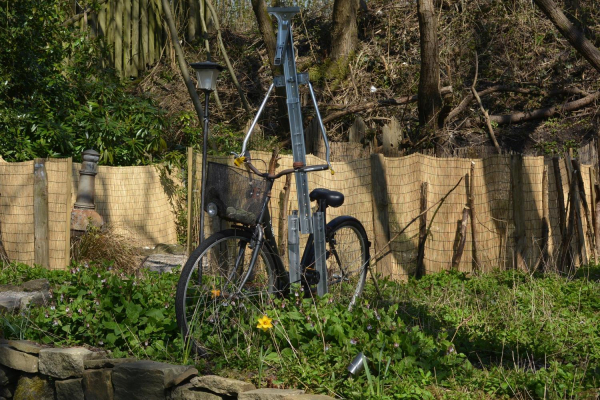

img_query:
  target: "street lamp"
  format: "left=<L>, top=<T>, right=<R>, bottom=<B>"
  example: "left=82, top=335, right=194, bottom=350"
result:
left=190, top=61, right=224, bottom=244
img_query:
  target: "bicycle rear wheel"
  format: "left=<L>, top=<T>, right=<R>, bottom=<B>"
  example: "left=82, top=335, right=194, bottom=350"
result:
left=304, top=217, right=369, bottom=308
left=175, top=229, right=284, bottom=356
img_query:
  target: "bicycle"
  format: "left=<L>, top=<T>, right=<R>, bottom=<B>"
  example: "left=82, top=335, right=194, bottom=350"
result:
left=175, top=152, right=372, bottom=356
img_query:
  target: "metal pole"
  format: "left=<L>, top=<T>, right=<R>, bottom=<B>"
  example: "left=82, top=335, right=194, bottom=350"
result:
left=199, top=90, right=211, bottom=244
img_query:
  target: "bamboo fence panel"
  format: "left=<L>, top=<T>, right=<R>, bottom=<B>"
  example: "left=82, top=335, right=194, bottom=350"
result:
left=0, top=160, right=35, bottom=266
left=45, top=159, right=72, bottom=269
left=71, top=163, right=179, bottom=246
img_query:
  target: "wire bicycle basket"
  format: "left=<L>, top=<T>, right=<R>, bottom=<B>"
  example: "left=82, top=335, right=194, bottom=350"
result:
left=203, top=162, right=267, bottom=225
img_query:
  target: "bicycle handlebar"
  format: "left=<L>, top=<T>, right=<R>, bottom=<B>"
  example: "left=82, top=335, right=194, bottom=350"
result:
left=238, top=152, right=330, bottom=180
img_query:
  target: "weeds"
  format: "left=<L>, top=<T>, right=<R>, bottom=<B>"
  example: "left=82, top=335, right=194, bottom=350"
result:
left=70, top=225, right=143, bottom=275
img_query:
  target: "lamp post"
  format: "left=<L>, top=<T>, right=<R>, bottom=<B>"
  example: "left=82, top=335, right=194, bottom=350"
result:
left=190, top=61, right=224, bottom=244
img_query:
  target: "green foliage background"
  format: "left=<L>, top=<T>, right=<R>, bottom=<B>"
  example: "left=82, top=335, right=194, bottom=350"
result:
left=0, top=0, right=168, bottom=165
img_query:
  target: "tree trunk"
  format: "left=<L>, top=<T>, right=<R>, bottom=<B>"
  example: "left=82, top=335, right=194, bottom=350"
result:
left=533, top=0, right=600, bottom=72
left=250, top=0, right=289, bottom=136
left=417, top=0, right=442, bottom=146
left=330, top=0, right=359, bottom=62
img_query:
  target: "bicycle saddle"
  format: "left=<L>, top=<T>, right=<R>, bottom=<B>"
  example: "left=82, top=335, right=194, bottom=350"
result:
left=309, top=188, right=344, bottom=208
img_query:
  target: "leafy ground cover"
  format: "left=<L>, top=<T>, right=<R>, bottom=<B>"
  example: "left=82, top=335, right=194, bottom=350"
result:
left=1, top=262, right=598, bottom=399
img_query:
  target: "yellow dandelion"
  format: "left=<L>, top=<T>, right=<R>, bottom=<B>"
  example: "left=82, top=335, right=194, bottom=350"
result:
left=211, top=289, right=221, bottom=298
left=256, top=315, right=273, bottom=331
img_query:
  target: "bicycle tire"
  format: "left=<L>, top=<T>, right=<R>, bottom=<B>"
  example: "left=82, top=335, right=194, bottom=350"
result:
left=303, top=217, right=370, bottom=308
left=175, top=229, right=286, bottom=356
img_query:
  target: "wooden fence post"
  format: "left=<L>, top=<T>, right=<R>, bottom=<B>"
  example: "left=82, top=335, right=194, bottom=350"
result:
left=34, top=159, right=49, bottom=268
left=370, top=153, right=392, bottom=276
left=186, top=147, right=194, bottom=255
left=65, top=158, right=73, bottom=267
left=510, top=154, right=527, bottom=270
left=416, top=182, right=428, bottom=278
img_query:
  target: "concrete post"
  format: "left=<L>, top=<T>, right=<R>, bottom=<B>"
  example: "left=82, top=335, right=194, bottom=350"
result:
left=71, top=150, right=103, bottom=235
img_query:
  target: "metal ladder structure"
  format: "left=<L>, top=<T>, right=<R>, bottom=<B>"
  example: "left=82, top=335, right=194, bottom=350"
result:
left=237, top=7, right=332, bottom=295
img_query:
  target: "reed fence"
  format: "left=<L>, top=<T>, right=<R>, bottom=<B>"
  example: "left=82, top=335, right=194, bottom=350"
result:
left=0, top=146, right=598, bottom=277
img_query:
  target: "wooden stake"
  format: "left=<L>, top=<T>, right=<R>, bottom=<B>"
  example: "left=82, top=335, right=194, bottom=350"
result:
left=452, top=207, right=469, bottom=270
left=553, top=156, right=566, bottom=235
left=416, top=182, right=428, bottom=278
left=511, top=154, right=527, bottom=269
left=34, top=159, right=49, bottom=268
left=469, top=162, right=480, bottom=272
left=558, top=172, right=577, bottom=272
left=540, top=165, right=550, bottom=271
left=572, top=169, right=588, bottom=265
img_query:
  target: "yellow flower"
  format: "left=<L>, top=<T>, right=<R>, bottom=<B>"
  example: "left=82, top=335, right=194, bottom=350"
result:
left=256, top=315, right=273, bottom=331
left=211, top=289, right=221, bottom=298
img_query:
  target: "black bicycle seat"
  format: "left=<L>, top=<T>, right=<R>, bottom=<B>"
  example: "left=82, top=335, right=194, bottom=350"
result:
left=309, top=188, right=344, bottom=208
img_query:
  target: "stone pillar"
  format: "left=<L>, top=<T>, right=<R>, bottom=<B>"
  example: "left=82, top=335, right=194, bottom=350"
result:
left=71, top=150, right=103, bottom=235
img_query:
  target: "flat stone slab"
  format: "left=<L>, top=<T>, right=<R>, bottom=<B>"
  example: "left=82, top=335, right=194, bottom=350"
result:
left=0, top=344, right=39, bottom=373
left=170, top=383, right=222, bottom=400
left=83, top=368, right=114, bottom=400
left=22, top=279, right=50, bottom=292
left=5, top=340, right=43, bottom=354
left=191, top=375, right=256, bottom=395
left=84, top=357, right=138, bottom=369
left=39, top=347, right=92, bottom=379
left=283, top=395, right=336, bottom=400
left=55, top=378, right=84, bottom=400
left=143, top=254, right=187, bottom=273
left=113, top=360, right=197, bottom=400
left=238, top=388, right=305, bottom=400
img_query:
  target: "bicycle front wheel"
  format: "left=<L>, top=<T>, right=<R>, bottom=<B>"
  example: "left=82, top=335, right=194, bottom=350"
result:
left=175, top=229, right=284, bottom=357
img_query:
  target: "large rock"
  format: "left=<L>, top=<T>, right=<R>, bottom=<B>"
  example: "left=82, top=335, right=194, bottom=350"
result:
left=38, top=347, right=92, bottom=379
left=21, top=279, right=50, bottom=292
left=55, top=378, right=84, bottom=400
left=191, top=375, right=256, bottom=395
left=238, top=388, right=305, bottom=400
left=13, top=374, right=54, bottom=400
left=0, top=344, right=39, bottom=373
left=0, top=364, right=18, bottom=386
left=283, top=396, right=336, bottom=400
left=0, top=291, right=48, bottom=313
left=112, top=360, right=198, bottom=400
left=82, top=368, right=113, bottom=400
left=170, top=383, right=222, bottom=400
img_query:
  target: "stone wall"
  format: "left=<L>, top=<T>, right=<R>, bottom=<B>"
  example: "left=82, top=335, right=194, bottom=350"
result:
left=0, top=340, right=334, bottom=400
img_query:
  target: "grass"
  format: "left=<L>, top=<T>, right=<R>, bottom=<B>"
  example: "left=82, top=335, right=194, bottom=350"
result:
left=1, top=262, right=598, bottom=399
